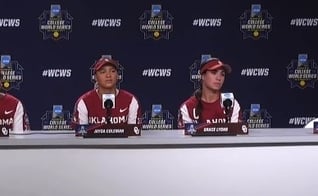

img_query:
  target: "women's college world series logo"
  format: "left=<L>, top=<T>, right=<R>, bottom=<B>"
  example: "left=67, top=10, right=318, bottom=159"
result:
left=287, top=54, right=318, bottom=89
left=41, top=105, right=73, bottom=130
left=243, top=104, right=272, bottom=128
left=240, top=4, right=273, bottom=40
left=0, top=55, right=24, bottom=91
left=189, top=54, right=213, bottom=90
left=142, top=104, right=174, bottom=130
left=39, top=4, right=73, bottom=40
left=139, top=4, right=173, bottom=40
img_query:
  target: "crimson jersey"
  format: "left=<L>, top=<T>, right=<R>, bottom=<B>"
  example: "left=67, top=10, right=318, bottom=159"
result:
left=72, top=89, right=142, bottom=126
left=178, top=96, right=242, bottom=129
left=0, top=93, right=30, bottom=133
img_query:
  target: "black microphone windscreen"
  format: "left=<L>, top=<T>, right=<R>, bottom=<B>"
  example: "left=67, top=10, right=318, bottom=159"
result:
left=223, top=99, right=232, bottom=108
left=104, top=99, right=113, bottom=109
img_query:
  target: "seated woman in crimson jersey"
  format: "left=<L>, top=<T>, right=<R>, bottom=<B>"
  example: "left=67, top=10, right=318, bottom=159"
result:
left=72, top=57, right=142, bottom=126
left=178, top=57, right=242, bottom=129
left=0, top=71, right=31, bottom=133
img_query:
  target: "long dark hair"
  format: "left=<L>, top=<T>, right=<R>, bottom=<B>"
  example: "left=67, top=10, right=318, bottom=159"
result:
left=0, top=71, right=3, bottom=93
left=194, top=83, right=203, bottom=123
left=194, top=58, right=213, bottom=123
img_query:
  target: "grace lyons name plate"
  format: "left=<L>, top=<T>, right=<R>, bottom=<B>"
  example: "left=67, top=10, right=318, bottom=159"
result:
left=184, top=122, right=249, bottom=136
left=76, top=124, right=142, bottom=138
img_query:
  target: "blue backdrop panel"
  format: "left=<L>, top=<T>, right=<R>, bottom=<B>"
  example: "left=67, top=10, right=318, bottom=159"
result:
left=0, top=0, right=317, bottom=130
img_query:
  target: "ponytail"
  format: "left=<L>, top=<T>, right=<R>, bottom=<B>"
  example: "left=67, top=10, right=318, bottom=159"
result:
left=194, top=84, right=203, bottom=122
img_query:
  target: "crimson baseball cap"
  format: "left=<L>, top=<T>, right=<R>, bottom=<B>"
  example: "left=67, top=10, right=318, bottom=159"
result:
left=93, top=57, right=119, bottom=73
left=200, top=58, right=232, bottom=74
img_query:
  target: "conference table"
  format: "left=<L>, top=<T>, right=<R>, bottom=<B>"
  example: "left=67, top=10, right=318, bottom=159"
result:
left=1, top=128, right=318, bottom=196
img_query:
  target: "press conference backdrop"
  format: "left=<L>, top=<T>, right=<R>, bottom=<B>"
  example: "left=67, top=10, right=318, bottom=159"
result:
left=1, top=0, right=317, bottom=130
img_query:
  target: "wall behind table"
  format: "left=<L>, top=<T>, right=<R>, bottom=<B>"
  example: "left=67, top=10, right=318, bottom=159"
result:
left=1, top=0, right=317, bottom=130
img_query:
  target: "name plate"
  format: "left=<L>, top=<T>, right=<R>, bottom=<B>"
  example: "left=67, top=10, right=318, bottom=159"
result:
left=81, top=124, right=142, bottom=138
left=184, top=122, right=249, bottom=136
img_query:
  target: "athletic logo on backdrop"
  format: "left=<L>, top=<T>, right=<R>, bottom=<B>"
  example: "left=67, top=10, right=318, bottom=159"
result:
left=39, top=4, right=73, bottom=40
left=139, top=4, right=173, bottom=40
left=189, top=54, right=212, bottom=90
left=243, top=104, right=272, bottom=128
left=287, top=54, right=318, bottom=89
left=0, top=55, right=23, bottom=91
left=41, top=105, right=72, bottom=130
left=90, top=54, right=123, bottom=89
left=240, top=4, right=273, bottom=40
left=142, top=104, right=174, bottom=130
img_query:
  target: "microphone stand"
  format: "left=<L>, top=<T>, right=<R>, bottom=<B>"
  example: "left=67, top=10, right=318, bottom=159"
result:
left=225, top=107, right=231, bottom=123
left=106, top=108, right=111, bottom=124
left=223, top=99, right=233, bottom=123
left=104, top=99, right=113, bottom=124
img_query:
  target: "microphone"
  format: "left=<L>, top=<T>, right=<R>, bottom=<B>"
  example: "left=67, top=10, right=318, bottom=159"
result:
left=104, top=99, right=113, bottom=109
left=102, top=94, right=115, bottom=124
left=221, top=92, right=234, bottom=123
left=223, top=99, right=232, bottom=111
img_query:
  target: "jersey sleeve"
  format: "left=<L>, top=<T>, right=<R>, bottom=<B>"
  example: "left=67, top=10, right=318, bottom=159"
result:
left=177, top=104, right=194, bottom=129
left=127, top=96, right=141, bottom=124
left=12, top=101, right=24, bottom=132
left=73, top=99, right=89, bottom=125
left=231, top=99, right=243, bottom=123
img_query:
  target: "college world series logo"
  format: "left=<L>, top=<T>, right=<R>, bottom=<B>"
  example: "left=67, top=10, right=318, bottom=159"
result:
left=287, top=54, right=318, bottom=89
left=39, top=4, right=73, bottom=40
left=243, top=104, right=272, bottom=128
left=189, top=54, right=213, bottom=90
left=142, top=104, right=174, bottom=130
left=240, top=4, right=273, bottom=40
left=139, top=4, right=173, bottom=40
left=0, top=55, right=23, bottom=91
left=41, top=105, right=72, bottom=130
